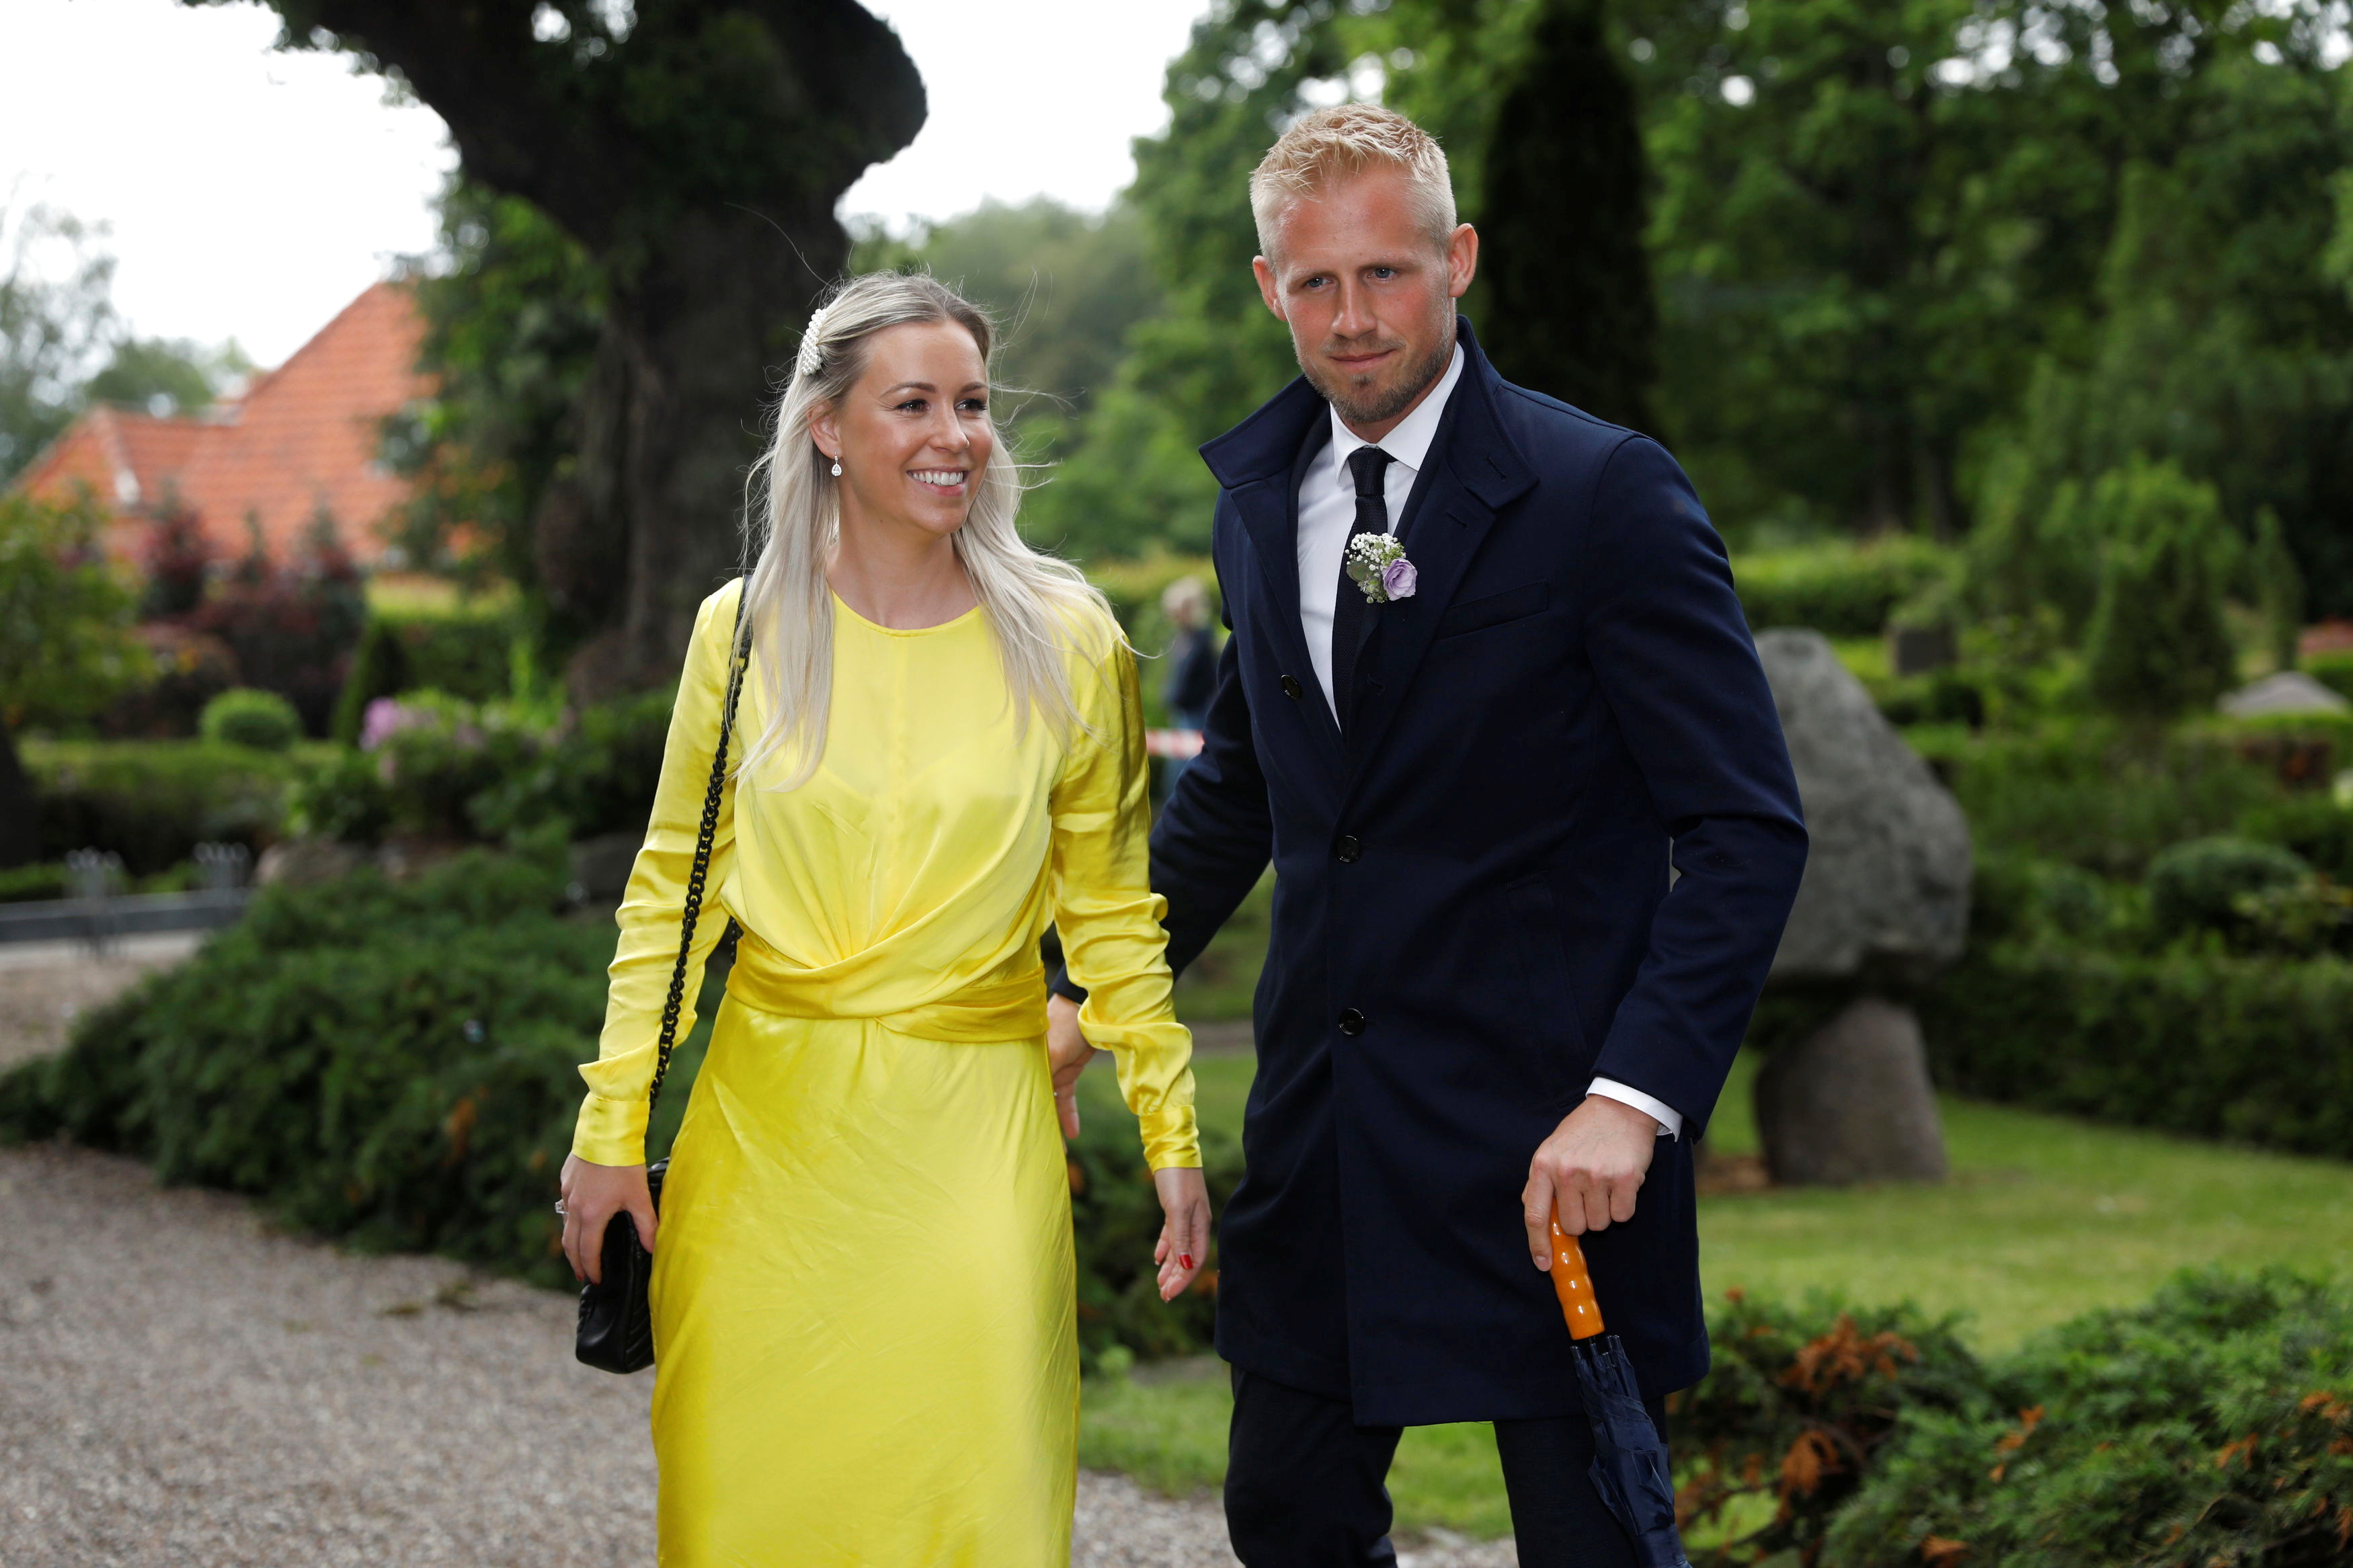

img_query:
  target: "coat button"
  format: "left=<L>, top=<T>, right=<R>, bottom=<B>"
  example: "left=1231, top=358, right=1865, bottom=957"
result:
left=1280, top=675, right=1303, bottom=700
left=1336, top=835, right=1361, bottom=863
left=1337, top=1007, right=1366, bottom=1036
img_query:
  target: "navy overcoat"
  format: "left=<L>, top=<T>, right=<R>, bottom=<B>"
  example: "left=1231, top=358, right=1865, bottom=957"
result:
left=1093, top=320, right=1806, bottom=1425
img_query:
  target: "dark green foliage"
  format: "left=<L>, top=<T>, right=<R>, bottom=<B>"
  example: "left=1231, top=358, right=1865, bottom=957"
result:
left=1731, top=540, right=1956, bottom=636
left=2146, top=836, right=2312, bottom=942
left=467, top=687, right=674, bottom=844
left=1476, top=0, right=1658, bottom=431
left=2255, top=507, right=2307, bottom=675
left=26, top=739, right=295, bottom=874
left=1931, top=724, right=2284, bottom=880
left=1671, top=1292, right=2001, bottom=1567
left=1825, top=1270, right=2353, bottom=1568
left=198, top=688, right=301, bottom=752
left=0, top=854, right=608, bottom=1283
left=329, top=604, right=524, bottom=743
left=385, top=179, right=603, bottom=608
left=2239, top=794, right=2353, bottom=884
left=2307, top=652, right=2353, bottom=705
left=2081, top=460, right=2242, bottom=720
left=1923, top=942, right=2353, bottom=1159
left=0, top=861, right=65, bottom=903
left=0, top=203, right=115, bottom=485
left=294, top=686, right=670, bottom=848
left=83, top=335, right=247, bottom=418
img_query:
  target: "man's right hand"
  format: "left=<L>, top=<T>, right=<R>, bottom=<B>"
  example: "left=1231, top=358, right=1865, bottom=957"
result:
left=1047, top=992, right=1099, bottom=1139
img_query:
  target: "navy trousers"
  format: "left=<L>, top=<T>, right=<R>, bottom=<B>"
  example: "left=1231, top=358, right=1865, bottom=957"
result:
left=1223, top=1366, right=1670, bottom=1567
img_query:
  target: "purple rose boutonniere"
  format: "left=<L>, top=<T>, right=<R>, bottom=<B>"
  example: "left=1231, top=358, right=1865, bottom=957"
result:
left=1346, top=532, right=1417, bottom=604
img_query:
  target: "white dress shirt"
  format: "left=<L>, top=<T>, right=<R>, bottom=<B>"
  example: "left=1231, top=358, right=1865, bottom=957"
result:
left=1289, top=345, right=1684, bottom=1141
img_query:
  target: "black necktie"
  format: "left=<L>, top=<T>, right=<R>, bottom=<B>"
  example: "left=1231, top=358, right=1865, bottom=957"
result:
left=1330, top=445, right=1394, bottom=727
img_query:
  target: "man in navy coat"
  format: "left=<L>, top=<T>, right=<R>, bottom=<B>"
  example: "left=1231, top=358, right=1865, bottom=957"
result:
left=1049, top=104, right=1806, bottom=1567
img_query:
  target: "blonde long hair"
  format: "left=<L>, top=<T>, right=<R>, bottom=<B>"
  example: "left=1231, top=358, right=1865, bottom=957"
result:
left=735, top=272, right=1114, bottom=788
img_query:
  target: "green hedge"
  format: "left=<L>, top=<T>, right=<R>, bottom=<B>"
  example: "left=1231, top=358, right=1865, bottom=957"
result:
left=1919, top=723, right=2289, bottom=879
left=1731, top=539, right=1958, bottom=638
left=0, top=852, right=1233, bottom=1361
left=331, top=604, right=524, bottom=744
left=1675, top=1272, right=2353, bottom=1568
left=0, top=855, right=611, bottom=1278
left=1921, top=940, right=2353, bottom=1159
left=26, top=739, right=303, bottom=874
left=1820, top=1270, right=2353, bottom=1568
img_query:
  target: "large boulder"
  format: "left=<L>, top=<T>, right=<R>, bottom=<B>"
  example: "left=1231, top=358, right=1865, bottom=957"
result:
left=1757, top=630, right=1973, bottom=983
left=1753, top=997, right=1950, bottom=1186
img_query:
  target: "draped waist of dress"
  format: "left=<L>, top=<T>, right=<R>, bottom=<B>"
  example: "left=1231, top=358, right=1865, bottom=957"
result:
left=725, top=925, right=1049, bottom=1044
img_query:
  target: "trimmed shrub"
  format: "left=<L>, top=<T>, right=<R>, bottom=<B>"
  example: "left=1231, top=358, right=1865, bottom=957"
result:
left=329, top=604, right=523, bottom=744
left=2146, top=835, right=2311, bottom=942
left=2241, top=792, right=2353, bottom=883
left=1825, top=1269, right=2353, bottom=1568
left=2081, top=459, right=2241, bottom=720
left=1670, top=1274, right=2353, bottom=1568
left=1923, top=942, right=2353, bottom=1159
left=2307, top=650, right=2353, bottom=704
left=26, top=739, right=298, bottom=874
left=1671, top=1294, right=1999, bottom=1566
left=1928, top=723, right=2284, bottom=880
left=198, top=687, right=302, bottom=752
left=0, top=854, right=608, bottom=1282
left=1732, top=538, right=1959, bottom=638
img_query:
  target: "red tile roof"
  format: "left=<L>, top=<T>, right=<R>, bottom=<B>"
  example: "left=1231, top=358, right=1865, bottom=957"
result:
left=13, top=279, right=433, bottom=567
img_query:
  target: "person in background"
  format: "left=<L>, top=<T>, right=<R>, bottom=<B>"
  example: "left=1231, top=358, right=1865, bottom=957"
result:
left=1160, top=575, right=1218, bottom=792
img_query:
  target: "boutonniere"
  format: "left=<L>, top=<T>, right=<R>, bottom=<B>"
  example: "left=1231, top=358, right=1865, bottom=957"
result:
left=1345, top=532, right=1419, bottom=604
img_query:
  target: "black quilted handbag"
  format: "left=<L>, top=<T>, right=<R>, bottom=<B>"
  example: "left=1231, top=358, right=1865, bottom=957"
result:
left=575, top=582, right=750, bottom=1374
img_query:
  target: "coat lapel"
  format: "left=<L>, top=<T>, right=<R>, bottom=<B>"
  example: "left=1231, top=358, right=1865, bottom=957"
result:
left=1344, top=321, right=1536, bottom=772
left=1203, top=376, right=1347, bottom=782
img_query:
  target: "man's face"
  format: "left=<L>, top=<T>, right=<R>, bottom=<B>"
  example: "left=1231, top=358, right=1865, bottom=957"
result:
left=1252, top=168, right=1477, bottom=438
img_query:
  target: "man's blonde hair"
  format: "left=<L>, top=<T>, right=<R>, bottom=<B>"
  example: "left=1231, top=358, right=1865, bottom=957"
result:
left=1250, top=105, right=1456, bottom=263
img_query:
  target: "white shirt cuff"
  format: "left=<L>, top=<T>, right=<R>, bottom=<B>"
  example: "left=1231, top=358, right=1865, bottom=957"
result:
left=1588, top=1079, right=1683, bottom=1139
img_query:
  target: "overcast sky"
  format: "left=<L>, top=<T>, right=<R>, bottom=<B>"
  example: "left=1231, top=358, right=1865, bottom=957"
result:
left=1, top=0, right=1207, bottom=366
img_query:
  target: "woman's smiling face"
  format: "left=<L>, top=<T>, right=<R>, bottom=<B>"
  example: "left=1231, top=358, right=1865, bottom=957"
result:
left=811, top=319, right=994, bottom=542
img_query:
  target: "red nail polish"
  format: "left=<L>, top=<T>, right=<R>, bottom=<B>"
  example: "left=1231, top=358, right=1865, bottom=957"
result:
left=1180, top=1253, right=1194, bottom=1270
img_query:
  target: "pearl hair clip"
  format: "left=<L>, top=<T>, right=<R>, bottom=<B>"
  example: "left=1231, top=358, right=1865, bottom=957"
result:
left=795, top=303, right=831, bottom=380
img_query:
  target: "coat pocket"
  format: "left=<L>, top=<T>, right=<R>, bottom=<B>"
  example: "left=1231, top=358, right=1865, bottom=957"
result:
left=1434, top=580, right=1551, bottom=640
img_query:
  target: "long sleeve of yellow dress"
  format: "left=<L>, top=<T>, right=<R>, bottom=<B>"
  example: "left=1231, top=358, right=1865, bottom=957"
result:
left=571, top=581, right=742, bottom=1167
left=1050, top=630, right=1201, bottom=1172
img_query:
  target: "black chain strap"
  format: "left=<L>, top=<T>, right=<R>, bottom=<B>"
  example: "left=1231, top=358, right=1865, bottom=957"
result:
left=647, top=579, right=752, bottom=1118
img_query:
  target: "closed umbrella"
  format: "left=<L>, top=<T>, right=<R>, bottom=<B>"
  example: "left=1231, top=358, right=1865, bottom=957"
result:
left=1550, top=1217, right=1693, bottom=1568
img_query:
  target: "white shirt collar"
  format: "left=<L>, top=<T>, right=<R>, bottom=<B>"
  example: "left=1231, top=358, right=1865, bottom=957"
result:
left=1326, top=341, right=1464, bottom=491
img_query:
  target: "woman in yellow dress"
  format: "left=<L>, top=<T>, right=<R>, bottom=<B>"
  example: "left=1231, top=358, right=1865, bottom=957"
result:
left=556, top=272, right=1209, bottom=1566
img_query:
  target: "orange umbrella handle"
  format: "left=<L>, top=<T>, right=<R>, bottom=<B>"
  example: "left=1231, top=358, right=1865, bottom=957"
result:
left=1548, top=1217, right=1607, bottom=1340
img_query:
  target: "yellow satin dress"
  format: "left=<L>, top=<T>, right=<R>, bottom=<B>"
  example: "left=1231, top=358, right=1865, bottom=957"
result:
left=571, top=579, right=1198, bottom=1567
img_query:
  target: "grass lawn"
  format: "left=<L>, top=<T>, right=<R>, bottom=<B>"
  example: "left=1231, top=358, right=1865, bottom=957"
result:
left=1075, top=1043, right=2353, bottom=1538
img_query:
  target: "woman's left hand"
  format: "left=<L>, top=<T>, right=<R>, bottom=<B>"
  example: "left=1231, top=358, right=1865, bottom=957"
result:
left=1152, top=1164, right=1212, bottom=1302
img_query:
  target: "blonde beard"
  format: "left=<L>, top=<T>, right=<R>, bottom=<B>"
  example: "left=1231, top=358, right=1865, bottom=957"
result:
left=1305, top=327, right=1455, bottom=429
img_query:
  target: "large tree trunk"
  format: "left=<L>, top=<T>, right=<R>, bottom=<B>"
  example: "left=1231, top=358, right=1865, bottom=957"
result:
left=245, top=0, right=924, bottom=693
left=553, top=206, right=854, bottom=696
left=0, top=723, right=40, bottom=870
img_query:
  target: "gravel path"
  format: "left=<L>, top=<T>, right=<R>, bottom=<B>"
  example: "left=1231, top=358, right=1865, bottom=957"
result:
left=0, top=944, right=1515, bottom=1567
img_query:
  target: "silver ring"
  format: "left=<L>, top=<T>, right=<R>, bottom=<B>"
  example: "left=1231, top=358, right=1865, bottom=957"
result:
left=553, top=1200, right=567, bottom=1215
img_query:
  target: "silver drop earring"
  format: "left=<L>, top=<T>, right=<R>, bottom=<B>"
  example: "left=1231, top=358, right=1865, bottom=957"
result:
left=830, top=458, right=842, bottom=477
